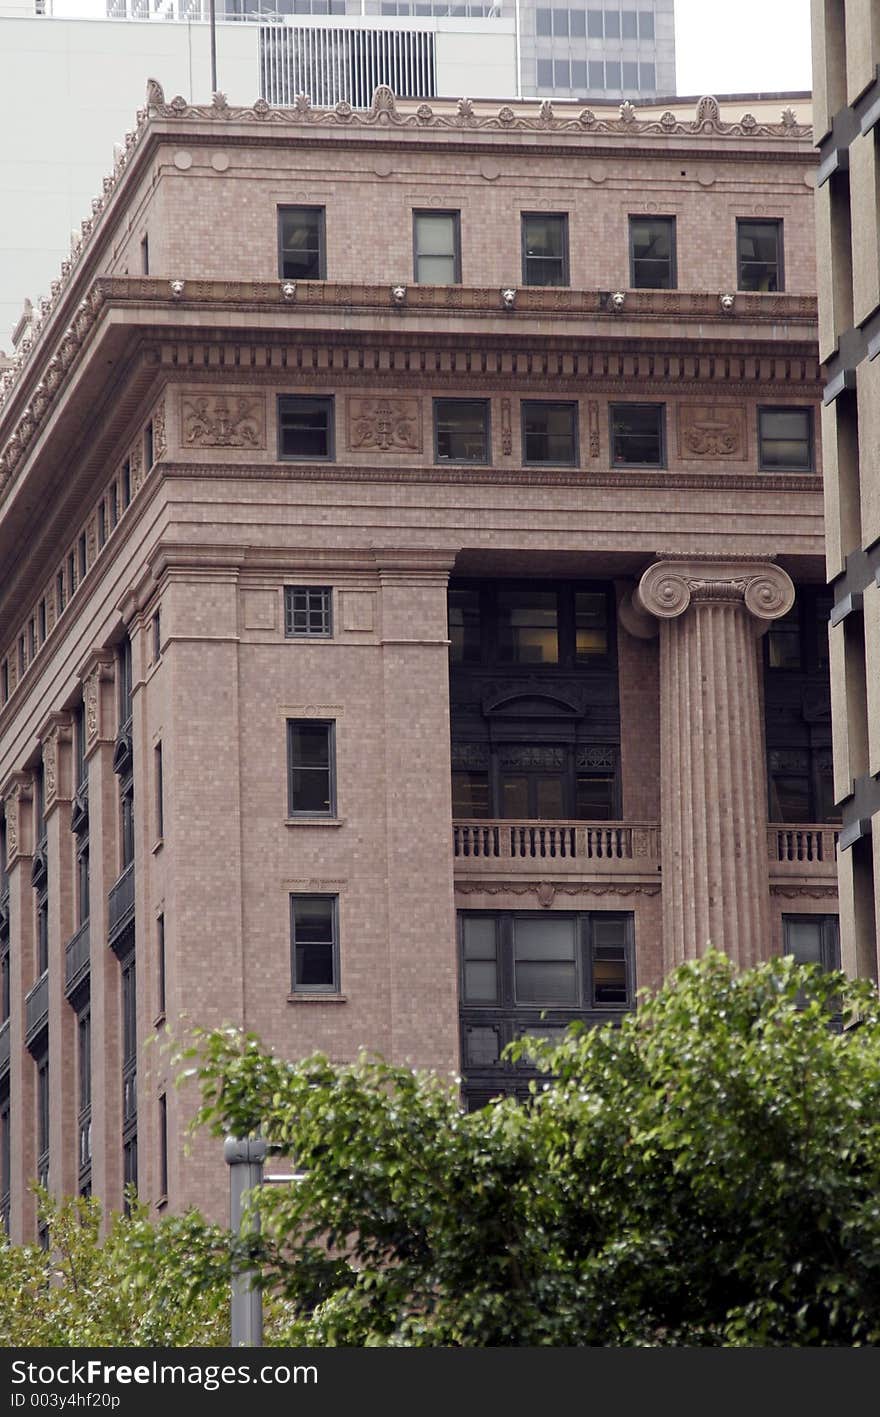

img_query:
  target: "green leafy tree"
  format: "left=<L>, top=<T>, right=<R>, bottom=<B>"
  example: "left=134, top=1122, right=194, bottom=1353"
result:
left=182, top=952, right=880, bottom=1346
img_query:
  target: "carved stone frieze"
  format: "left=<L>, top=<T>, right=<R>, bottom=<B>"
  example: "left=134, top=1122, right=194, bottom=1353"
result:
left=80, top=651, right=116, bottom=752
left=588, top=400, right=600, bottom=457
left=454, top=880, right=662, bottom=898
left=2, top=774, right=32, bottom=865
left=501, top=398, right=512, bottom=456
left=499, top=746, right=565, bottom=770
left=678, top=403, right=746, bottom=459
left=347, top=397, right=421, bottom=453
left=181, top=394, right=266, bottom=449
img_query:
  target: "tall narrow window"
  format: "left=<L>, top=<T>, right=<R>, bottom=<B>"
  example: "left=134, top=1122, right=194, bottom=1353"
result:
left=287, top=720, right=335, bottom=816
left=278, top=206, right=326, bottom=280
left=109, top=482, right=119, bottom=529
left=154, top=742, right=164, bottom=842
left=151, top=610, right=161, bottom=662
left=36, top=1051, right=50, bottom=1201
left=122, top=460, right=131, bottom=510
left=413, top=211, right=461, bottom=284
left=121, top=952, right=137, bottom=1208
left=38, top=599, right=46, bottom=645
left=78, top=531, right=87, bottom=583
left=97, top=502, right=107, bottom=550
left=290, top=894, right=339, bottom=992
left=159, top=1093, right=168, bottom=1199
left=629, top=216, right=676, bottom=289
left=0, top=1089, right=10, bottom=1236
left=521, top=213, right=569, bottom=287
left=56, top=570, right=66, bottom=616
left=77, top=1005, right=91, bottom=1190
left=737, top=218, right=784, bottom=291
left=157, top=913, right=166, bottom=1018
left=118, top=636, right=132, bottom=729
left=144, top=421, right=154, bottom=472
left=140, top=234, right=149, bottom=275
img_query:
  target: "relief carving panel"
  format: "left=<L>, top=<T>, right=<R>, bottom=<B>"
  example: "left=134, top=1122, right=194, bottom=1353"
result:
left=677, top=403, right=747, bottom=460
left=181, top=394, right=266, bottom=449
left=347, top=397, right=421, bottom=454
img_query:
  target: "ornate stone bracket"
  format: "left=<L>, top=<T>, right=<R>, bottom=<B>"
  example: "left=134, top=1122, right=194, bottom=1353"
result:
left=78, top=649, right=117, bottom=754
left=1, top=772, right=33, bottom=867
left=637, top=556, right=795, bottom=632
left=38, top=711, right=73, bottom=814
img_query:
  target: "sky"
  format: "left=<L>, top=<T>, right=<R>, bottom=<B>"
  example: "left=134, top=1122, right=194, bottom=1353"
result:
left=675, top=0, right=813, bottom=95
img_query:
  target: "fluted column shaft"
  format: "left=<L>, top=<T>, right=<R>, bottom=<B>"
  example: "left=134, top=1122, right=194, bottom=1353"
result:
left=638, top=559, right=795, bottom=972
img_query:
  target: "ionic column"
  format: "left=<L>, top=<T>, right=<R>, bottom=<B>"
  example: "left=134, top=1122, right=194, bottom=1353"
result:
left=637, top=558, right=795, bottom=971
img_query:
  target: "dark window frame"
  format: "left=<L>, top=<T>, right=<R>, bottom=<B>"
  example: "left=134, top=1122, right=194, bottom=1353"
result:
left=277, top=205, right=327, bottom=281
left=757, top=405, right=814, bottom=473
left=277, top=394, right=335, bottom=462
left=736, top=217, right=784, bottom=292
left=782, top=914, right=840, bottom=971
left=628, top=214, right=677, bottom=289
left=433, top=398, right=491, bottom=464
left=290, top=892, right=340, bottom=994
left=287, top=718, right=337, bottom=818
left=609, top=402, right=666, bottom=468
left=521, top=212, right=570, bottom=288
left=520, top=400, right=579, bottom=467
left=284, top=585, right=333, bottom=638
left=412, top=209, right=462, bottom=285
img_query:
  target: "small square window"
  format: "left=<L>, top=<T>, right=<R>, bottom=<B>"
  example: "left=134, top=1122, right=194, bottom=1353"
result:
left=413, top=211, right=461, bottom=284
left=278, top=206, right=326, bottom=280
left=284, top=586, right=333, bottom=637
left=629, top=215, right=676, bottom=289
left=434, top=399, right=490, bottom=462
left=521, top=401, right=578, bottom=466
left=610, top=404, right=665, bottom=467
left=758, top=408, right=813, bottom=471
left=287, top=719, right=336, bottom=816
left=782, top=915, right=840, bottom=972
left=521, top=211, right=569, bottom=286
left=737, top=219, right=783, bottom=292
left=291, top=894, right=339, bottom=991
left=278, top=396, right=334, bottom=461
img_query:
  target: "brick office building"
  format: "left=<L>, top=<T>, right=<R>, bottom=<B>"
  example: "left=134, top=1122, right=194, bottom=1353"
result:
left=0, top=85, right=834, bottom=1235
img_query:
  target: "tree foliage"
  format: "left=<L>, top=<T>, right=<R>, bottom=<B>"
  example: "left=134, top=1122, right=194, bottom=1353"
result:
left=183, top=952, right=880, bottom=1346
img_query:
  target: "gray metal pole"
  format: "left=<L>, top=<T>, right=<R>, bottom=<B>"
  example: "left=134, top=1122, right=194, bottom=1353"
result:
left=224, top=1136, right=267, bottom=1347
left=209, top=0, right=218, bottom=95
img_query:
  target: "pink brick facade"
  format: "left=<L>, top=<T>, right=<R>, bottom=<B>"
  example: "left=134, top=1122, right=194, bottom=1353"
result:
left=0, top=88, right=835, bottom=1233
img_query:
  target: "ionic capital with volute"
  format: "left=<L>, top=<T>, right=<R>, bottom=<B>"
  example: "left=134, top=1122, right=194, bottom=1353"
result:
left=637, top=556, right=795, bottom=628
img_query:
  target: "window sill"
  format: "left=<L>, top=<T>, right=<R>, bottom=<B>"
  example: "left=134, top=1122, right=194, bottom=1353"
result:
left=285, top=817, right=345, bottom=828
left=287, top=993, right=347, bottom=1004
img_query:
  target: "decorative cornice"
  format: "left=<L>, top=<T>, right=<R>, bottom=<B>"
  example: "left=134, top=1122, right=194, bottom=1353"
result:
left=0, top=279, right=819, bottom=501
left=454, top=880, right=662, bottom=898
left=146, top=82, right=811, bottom=143
left=637, top=557, right=795, bottom=622
left=770, top=884, right=839, bottom=898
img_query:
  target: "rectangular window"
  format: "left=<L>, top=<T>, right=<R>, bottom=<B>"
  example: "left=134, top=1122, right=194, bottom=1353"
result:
left=159, top=1093, right=168, bottom=1198
left=284, top=585, right=333, bottom=638
left=37, top=1054, right=49, bottom=1168
left=552, top=8, right=567, bottom=35
left=554, top=59, right=571, bottom=88
left=0, top=661, right=7, bottom=705
left=413, top=211, right=461, bottom=284
left=109, top=482, right=119, bottom=529
left=767, top=604, right=801, bottom=669
left=521, top=401, right=578, bottom=466
left=78, top=531, right=87, bottom=583
left=522, top=213, right=569, bottom=287
left=144, top=421, right=154, bottom=472
left=758, top=407, right=813, bottom=472
left=68, top=551, right=77, bottom=599
left=56, top=570, right=66, bottom=616
left=77, top=841, right=89, bottom=927
left=514, top=916, right=578, bottom=1004
left=737, top=218, right=783, bottom=291
left=434, top=399, right=490, bottom=463
left=452, top=770, right=490, bottom=818
left=28, top=619, right=36, bottom=662
left=610, top=403, right=665, bottom=467
left=630, top=216, right=676, bottom=288
left=287, top=719, right=335, bottom=816
left=537, top=59, right=554, bottom=88
left=97, top=502, right=106, bottom=549
left=38, top=600, right=46, bottom=647
left=622, top=9, right=637, bottom=38
left=140, top=234, right=149, bottom=275
left=278, top=206, right=326, bottom=280
left=278, top=395, right=334, bottom=461
left=572, top=59, right=587, bottom=88
left=605, top=60, right=621, bottom=88
left=604, top=9, right=619, bottom=37
left=639, top=61, right=656, bottom=90
left=782, top=915, right=840, bottom=971
left=157, top=913, right=166, bottom=1017
left=639, top=11, right=655, bottom=39
left=536, top=7, right=551, bottom=35
left=154, top=742, right=164, bottom=842
left=462, top=915, right=499, bottom=1002
left=587, top=8, right=603, bottom=36
left=78, top=1008, right=91, bottom=1116
left=622, top=61, right=639, bottom=89
left=290, top=894, right=339, bottom=992
left=152, top=609, right=161, bottom=662
left=122, top=460, right=131, bottom=509
left=570, top=12, right=585, bottom=39
left=118, top=636, right=132, bottom=729
left=497, top=589, right=559, bottom=665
